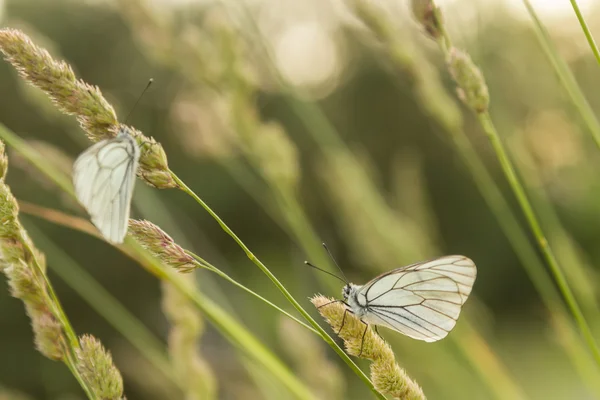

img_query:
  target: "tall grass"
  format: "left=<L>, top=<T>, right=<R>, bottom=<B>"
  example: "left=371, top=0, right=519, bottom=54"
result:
left=1, top=0, right=600, bottom=398
left=422, top=0, right=600, bottom=366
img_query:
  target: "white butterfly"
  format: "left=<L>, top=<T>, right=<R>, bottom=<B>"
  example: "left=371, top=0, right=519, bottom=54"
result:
left=342, top=255, right=476, bottom=342
left=311, top=253, right=476, bottom=353
left=73, top=126, right=140, bottom=244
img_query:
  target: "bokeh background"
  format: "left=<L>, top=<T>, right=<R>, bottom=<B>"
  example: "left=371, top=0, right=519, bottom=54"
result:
left=2, top=0, right=600, bottom=399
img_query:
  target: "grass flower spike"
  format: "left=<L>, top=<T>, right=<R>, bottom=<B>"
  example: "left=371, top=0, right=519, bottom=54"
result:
left=0, top=28, right=175, bottom=189
left=311, top=295, right=425, bottom=400
left=410, top=0, right=443, bottom=39
left=0, top=28, right=117, bottom=142
left=128, top=219, right=196, bottom=273
left=446, top=48, right=489, bottom=114
left=0, top=137, right=126, bottom=397
left=76, top=334, right=125, bottom=400
left=419, top=0, right=600, bottom=368
left=123, top=125, right=176, bottom=189
left=0, top=140, right=66, bottom=361
left=6, top=261, right=65, bottom=360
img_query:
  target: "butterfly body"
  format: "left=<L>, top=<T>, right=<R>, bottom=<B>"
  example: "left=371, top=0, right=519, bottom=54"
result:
left=343, top=283, right=368, bottom=319
left=340, top=255, right=476, bottom=343
left=73, top=126, right=140, bottom=244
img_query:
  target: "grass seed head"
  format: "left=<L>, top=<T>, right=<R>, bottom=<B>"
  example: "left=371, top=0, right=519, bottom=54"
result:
left=447, top=47, right=490, bottom=113
left=311, top=295, right=425, bottom=400
left=76, top=334, right=124, bottom=400
left=128, top=219, right=196, bottom=273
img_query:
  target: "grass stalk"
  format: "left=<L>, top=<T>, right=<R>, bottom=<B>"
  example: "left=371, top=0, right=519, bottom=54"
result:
left=510, top=144, right=600, bottom=323
left=64, top=353, right=97, bottom=400
left=23, top=220, right=179, bottom=387
left=25, top=205, right=316, bottom=399
left=0, top=156, right=97, bottom=399
left=185, top=250, right=317, bottom=334
left=522, top=0, right=600, bottom=150
left=550, top=313, right=600, bottom=395
left=213, top=3, right=529, bottom=397
left=22, top=244, right=96, bottom=398
left=20, top=201, right=316, bottom=335
left=477, top=113, right=600, bottom=362
left=568, top=0, right=600, bottom=68
left=351, top=0, right=566, bottom=315
left=171, top=173, right=384, bottom=399
left=0, top=123, right=316, bottom=400
left=427, top=0, right=600, bottom=366
left=126, top=239, right=316, bottom=400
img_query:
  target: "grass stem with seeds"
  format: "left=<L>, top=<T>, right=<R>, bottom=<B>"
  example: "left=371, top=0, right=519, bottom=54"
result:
left=426, top=0, right=600, bottom=367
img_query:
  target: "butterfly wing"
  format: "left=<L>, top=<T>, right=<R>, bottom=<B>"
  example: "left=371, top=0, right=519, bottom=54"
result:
left=73, top=135, right=140, bottom=244
left=357, top=255, right=476, bottom=342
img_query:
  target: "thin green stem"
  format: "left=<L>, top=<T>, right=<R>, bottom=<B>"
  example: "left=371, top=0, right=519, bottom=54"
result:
left=352, top=3, right=583, bottom=389
left=185, top=250, right=317, bottom=334
left=27, top=244, right=78, bottom=348
left=522, top=0, right=600, bottom=150
left=477, top=113, right=600, bottom=365
left=63, top=349, right=97, bottom=400
left=132, top=185, right=277, bottom=396
left=22, top=236, right=97, bottom=399
left=171, top=173, right=384, bottom=400
left=271, top=189, right=339, bottom=293
left=24, top=204, right=315, bottom=399
left=450, top=131, right=563, bottom=305
left=513, top=147, right=600, bottom=325
left=126, top=239, right=316, bottom=400
left=569, top=0, right=600, bottom=67
left=216, top=3, right=522, bottom=397
left=0, top=123, right=316, bottom=400
left=25, top=221, right=179, bottom=386
left=550, top=313, right=600, bottom=396
left=20, top=200, right=318, bottom=337
left=428, top=0, right=600, bottom=367
left=350, top=4, right=565, bottom=317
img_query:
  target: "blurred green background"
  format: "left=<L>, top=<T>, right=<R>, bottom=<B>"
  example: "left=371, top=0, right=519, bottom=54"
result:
left=2, top=0, right=600, bottom=399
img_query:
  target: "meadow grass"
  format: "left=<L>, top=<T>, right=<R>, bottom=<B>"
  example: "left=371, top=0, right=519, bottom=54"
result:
left=2, top=0, right=600, bottom=398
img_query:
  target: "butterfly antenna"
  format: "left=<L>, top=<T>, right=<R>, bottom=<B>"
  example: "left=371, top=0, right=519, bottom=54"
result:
left=322, top=243, right=349, bottom=283
left=304, top=261, right=346, bottom=284
left=124, top=78, right=153, bottom=124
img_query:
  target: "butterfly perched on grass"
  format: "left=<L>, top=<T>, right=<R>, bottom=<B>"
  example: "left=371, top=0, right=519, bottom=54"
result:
left=308, top=247, right=477, bottom=354
left=72, top=126, right=140, bottom=244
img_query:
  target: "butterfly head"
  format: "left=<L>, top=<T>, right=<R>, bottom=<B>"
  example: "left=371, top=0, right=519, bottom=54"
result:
left=116, top=125, right=133, bottom=138
left=342, top=284, right=352, bottom=301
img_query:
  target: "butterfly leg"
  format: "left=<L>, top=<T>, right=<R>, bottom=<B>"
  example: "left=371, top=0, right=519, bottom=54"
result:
left=358, top=320, right=369, bottom=357
left=373, top=325, right=382, bottom=339
left=317, top=299, right=343, bottom=309
left=337, top=308, right=349, bottom=335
